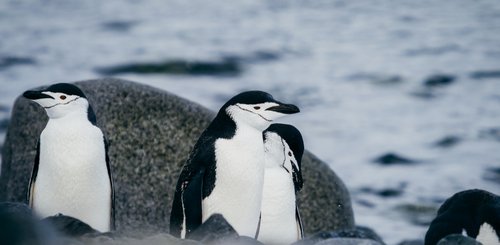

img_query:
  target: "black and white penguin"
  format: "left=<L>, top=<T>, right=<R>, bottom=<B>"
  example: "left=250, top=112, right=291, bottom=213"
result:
left=169, top=91, right=300, bottom=239
left=424, top=189, right=500, bottom=245
left=23, top=83, right=114, bottom=232
left=257, top=123, right=304, bottom=245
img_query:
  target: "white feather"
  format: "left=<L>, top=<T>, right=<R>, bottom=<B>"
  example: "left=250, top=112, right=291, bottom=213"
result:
left=32, top=111, right=111, bottom=232
left=258, top=132, right=300, bottom=245
left=476, top=223, right=499, bottom=245
left=202, top=123, right=265, bottom=237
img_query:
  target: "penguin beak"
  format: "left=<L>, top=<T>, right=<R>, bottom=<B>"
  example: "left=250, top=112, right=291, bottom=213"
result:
left=23, top=90, right=54, bottom=100
left=266, top=103, right=300, bottom=114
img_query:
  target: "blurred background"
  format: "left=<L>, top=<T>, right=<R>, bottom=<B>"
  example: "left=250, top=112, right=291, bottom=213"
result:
left=1, top=0, right=499, bottom=244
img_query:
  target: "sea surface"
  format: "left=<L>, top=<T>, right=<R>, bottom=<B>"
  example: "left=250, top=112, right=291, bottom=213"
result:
left=1, top=0, right=500, bottom=244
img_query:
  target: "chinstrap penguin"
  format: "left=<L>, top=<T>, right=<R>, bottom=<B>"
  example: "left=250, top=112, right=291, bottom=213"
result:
left=424, top=189, right=500, bottom=245
left=23, top=83, right=114, bottom=232
left=257, top=123, right=304, bottom=245
left=170, top=91, right=300, bottom=239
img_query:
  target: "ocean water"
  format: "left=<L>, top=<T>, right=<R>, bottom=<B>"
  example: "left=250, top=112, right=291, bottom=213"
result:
left=1, top=0, right=500, bottom=244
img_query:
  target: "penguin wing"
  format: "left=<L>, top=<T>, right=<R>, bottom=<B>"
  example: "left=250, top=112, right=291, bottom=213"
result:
left=170, top=163, right=205, bottom=238
left=27, top=140, right=40, bottom=207
left=296, top=205, right=304, bottom=239
left=104, top=137, right=115, bottom=230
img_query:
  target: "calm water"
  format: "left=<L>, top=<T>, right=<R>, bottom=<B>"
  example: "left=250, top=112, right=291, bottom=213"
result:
left=1, top=0, right=500, bottom=244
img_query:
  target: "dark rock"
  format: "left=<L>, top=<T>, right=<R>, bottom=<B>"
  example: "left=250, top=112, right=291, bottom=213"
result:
left=315, top=238, right=383, bottom=245
left=396, top=239, right=424, bottom=245
left=335, top=226, right=385, bottom=244
left=101, top=20, right=137, bottom=32
left=423, top=74, right=456, bottom=88
left=373, top=153, right=418, bottom=165
left=293, top=226, right=385, bottom=245
left=346, top=72, right=403, bottom=85
left=0, top=202, right=59, bottom=245
left=433, top=136, right=461, bottom=148
left=359, top=186, right=404, bottom=198
left=0, top=56, right=36, bottom=69
left=95, top=59, right=242, bottom=77
left=483, top=167, right=500, bottom=184
left=425, top=189, right=500, bottom=245
left=41, top=214, right=99, bottom=237
left=187, top=214, right=238, bottom=243
left=0, top=118, right=10, bottom=131
left=395, top=203, right=438, bottom=226
left=224, top=50, right=281, bottom=63
left=218, top=236, right=264, bottom=245
left=437, top=234, right=481, bottom=245
left=470, top=70, right=500, bottom=80
left=404, top=44, right=461, bottom=56
left=478, top=127, right=500, bottom=142
left=0, top=78, right=354, bottom=235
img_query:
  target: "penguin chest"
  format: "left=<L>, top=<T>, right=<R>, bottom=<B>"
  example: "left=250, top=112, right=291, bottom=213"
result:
left=259, top=168, right=299, bottom=244
left=202, top=135, right=265, bottom=237
left=33, top=122, right=111, bottom=231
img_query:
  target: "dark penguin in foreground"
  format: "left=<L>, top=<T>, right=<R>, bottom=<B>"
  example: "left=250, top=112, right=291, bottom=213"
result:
left=257, top=124, right=304, bottom=245
left=425, top=189, right=500, bottom=245
left=170, top=91, right=300, bottom=239
left=23, top=83, right=114, bottom=232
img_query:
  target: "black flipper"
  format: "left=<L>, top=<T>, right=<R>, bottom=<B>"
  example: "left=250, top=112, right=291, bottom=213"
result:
left=296, top=205, right=304, bottom=239
left=27, top=141, right=41, bottom=207
left=104, top=137, right=115, bottom=231
left=170, top=165, right=205, bottom=238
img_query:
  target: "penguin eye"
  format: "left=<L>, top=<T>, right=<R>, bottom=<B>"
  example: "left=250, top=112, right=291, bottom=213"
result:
left=253, top=106, right=261, bottom=110
left=60, top=95, right=67, bottom=100
left=288, top=151, right=292, bottom=157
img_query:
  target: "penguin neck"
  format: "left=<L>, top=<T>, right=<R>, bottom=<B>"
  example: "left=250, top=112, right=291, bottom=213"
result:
left=47, top=110, right=93, bottom=126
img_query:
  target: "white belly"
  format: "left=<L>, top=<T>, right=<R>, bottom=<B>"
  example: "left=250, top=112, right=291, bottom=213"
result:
left=258, top=168, right=299, bottom=245
left=32, top=120, right=111, bottom=232
left=202, top=129, right=265, bottom=237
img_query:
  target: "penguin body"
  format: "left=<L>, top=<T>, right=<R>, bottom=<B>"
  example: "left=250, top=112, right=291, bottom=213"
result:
left=24, top=83, right=114, bottom=232
left=170, top=91, right=299, bottom=239
left=425, top=189, right=500, bottom=245
left=258, top=124, right=304, bottom=245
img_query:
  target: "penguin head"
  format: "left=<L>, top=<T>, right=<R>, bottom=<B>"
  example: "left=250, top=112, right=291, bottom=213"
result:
left=264, top=123, right=304, bottom=192
left=222, top=91, right=299, bottom=131
left=23, top=83, right=93, bottom=121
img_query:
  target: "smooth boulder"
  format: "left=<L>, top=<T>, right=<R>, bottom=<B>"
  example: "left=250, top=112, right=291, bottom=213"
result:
left=0, top=78, right=354, bottom=235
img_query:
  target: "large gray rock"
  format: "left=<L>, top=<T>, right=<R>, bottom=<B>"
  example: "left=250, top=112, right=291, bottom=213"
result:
left=0, top=78, right=354, bottom=235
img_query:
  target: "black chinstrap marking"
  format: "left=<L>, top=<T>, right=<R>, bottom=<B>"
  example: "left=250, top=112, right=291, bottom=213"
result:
left=235, top=104, right=271, bottom=122
left=43, top=97, right=80, bottom=109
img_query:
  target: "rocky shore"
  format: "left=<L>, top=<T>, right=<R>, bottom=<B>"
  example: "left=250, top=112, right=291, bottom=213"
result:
left=1, top=79, right=498, bottom=245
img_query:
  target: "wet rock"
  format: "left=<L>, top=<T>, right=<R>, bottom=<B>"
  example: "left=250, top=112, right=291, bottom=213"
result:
left=224, top=50, right=281, bottom=63
left=359, top=186, right=405, bottom=198
left=437, top=234, right=481, bottom=245
left=433, top=136, right=461, bottom=148
left=0, top=56, right=36, bottom=70
left=0, top=78, right=354, bottom=235
left=0, top=202, right=59, bottom=245
left=373, top=153, right=418, bottom=165
left=346, top=73, right=403, bottom=85
left=95, top=59, right=242, bottom=77
left=293, top=226, right=385, bottom=245
left=101, top=21, right=137, bottom=32
left=425, top=189, right=500, bottom=245
left=483, top=167, right=500, bottom=184
left=470, top=70, right=500, bottom=80
left=187, top=214, right=238, bottom=243
left=395, top=203, right=437, bottom=226
left=478, top=127, right=500, bottom=142
left=423, top=74, right=456, bottom=88
left=0, top=118, right=9, bottom=131
left=396, top=239, right=424, bottom=245
left=315, top=238, right=383, bottom=245
left=41, top=214, right=99, bottom=237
